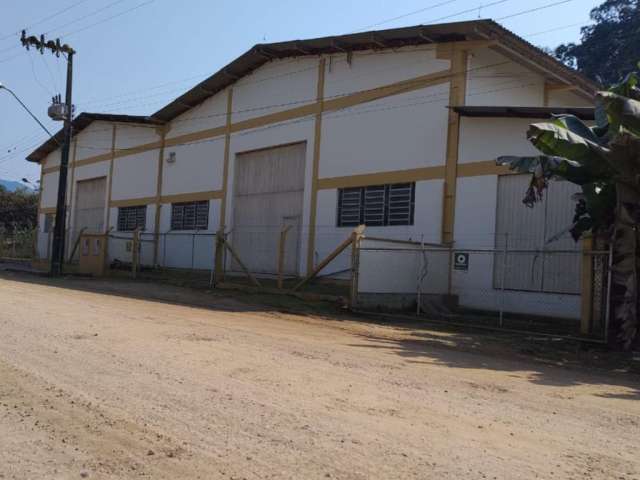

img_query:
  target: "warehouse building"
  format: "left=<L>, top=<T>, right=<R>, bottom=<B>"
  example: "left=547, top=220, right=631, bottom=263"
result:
left=28, top=20, right=602, bottom=327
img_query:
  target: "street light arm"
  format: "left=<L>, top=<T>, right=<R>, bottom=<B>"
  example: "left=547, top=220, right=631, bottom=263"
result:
left=0, top=84, right=59, bottom=144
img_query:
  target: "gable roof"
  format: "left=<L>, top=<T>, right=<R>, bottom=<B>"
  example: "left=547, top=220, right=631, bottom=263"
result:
left=27, top=19, right=598, bottom=164
left=151, top=19, right=599, bottom=122
left=26, top=112, right=163, bottom=163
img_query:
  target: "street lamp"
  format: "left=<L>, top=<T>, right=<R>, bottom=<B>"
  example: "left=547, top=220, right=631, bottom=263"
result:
left=0, top=83, right=57, bottom=141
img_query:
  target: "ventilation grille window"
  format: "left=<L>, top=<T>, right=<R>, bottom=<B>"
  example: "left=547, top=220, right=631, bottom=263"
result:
left=171, top=201, right=209, bottom=230
left=117, top=206, right=147, bottom=232
left=337, top=183, right=415, bottom=227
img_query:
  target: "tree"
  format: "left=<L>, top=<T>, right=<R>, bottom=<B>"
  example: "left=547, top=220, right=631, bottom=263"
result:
left=497, top=72, right=640, bottom=350
left=555, top=0, right=640, bottom=85
left=0, top=185, right=38, bottom=231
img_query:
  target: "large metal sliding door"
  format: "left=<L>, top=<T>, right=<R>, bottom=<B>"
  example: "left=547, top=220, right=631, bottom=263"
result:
left=71, top=177, right=107, bottom=260
left=232, top=143, right=306, bottom=275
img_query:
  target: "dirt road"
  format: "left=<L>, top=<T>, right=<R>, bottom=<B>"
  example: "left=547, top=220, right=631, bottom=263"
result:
left=0, top=273, right=638, bottom=479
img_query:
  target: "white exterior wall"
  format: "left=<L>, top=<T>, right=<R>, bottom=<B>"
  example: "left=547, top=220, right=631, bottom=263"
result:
left=466, top=48, right=545, bottom=107
left=32, top=43, right=587, bottom=320
left=456, top=118, right=581, bottom=319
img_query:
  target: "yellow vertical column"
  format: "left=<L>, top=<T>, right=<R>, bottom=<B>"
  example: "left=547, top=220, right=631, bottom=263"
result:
left=105, top=125, right=117, bottom=232
left=440, top=45, right=468, bottom=245
left=306, top=57, right=327, bottom=274
left=218, top=88, right=234, bottom=231
left=153, top=127, right=167, bottom=266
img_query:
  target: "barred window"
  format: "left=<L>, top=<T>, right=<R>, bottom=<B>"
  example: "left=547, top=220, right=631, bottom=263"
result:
left=337, top=183, right=415, bottom=227
left=171, top=201, right=209, bottom=230
left=117, top=205, right=147, bottom=231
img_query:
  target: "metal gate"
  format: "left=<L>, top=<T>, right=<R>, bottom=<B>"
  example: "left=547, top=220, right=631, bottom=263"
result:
left=231, top=143, right=306, bottom=275
left=71, top=177, right=107, bottom=260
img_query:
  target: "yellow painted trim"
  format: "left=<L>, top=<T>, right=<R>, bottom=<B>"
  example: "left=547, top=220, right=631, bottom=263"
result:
left=165, top=126, right=227, bottom=149
left=323, top=69, right=451, bottom=113
left=105, top=125, right=117, bottom=232
left=441, top=47, right=468, bottom=245
left=42, top=165, right=59, bottom=174
left=153, top=128, right=167, bottom=265
left=160, top=190, right=223, bottom=204
left=41, top=67, right=453, bottom=176
left=109, top=196, right=156, bottom=208
left=436, top=40, right=496, bottom=59
left=39, top=207, right=57, bottom=214
left=581, top=236, right=594, bottom=335
left=218, top=88, right=234, bottom=230
left=307, top=57, right=327, bottom=274
left=318, top=166, right=445, bottom=190
left=458, top=160, right=512, bottom=177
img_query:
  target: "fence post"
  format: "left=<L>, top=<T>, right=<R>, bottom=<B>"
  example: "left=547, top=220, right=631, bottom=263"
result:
left=580, top=235, right=594, bottom=335
left=132, top=228, right=140, bottom=279
left=349, top=226, right=364, bottom=309
left=499, top=233, right=508, bottom=327
left=277, top=225, right=293, bottom=289
left=191, top=233, right=196, bottom=270
left=214, top=228, right=225, bottom=286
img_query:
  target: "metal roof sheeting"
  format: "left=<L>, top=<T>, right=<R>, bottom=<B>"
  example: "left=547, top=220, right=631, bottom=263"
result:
left=453, top=106, right=595, bottom=120
left=27, top=19, right=599, bottom=164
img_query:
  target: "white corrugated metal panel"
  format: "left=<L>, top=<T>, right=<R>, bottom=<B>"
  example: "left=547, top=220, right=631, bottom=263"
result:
left=542, top=180, right=581, bottom=294
left=494, top=175, right=581, bottom=295
left=71, top=177, right=107, bottom=260
left=494, top=174, right=545, bottom=291
left=74, top=177, right=106, bottom=234
left=232, top=142, right=306, bottom=274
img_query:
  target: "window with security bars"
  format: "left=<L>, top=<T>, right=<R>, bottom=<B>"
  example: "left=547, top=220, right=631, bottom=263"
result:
left=117, top=206, right=147, bottom=232
left=337, top=183, right=415, bottom=227
left=171, top=201, right=209, bottom=230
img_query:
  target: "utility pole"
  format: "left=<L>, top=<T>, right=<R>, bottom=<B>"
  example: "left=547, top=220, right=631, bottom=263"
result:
left=21, top=31, right=75, bottom=276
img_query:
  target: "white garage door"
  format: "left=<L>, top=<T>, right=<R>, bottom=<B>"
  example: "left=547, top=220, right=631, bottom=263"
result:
left=71, top=177, right=107, bottom=259
left=232, top=143, right=306, bottom=275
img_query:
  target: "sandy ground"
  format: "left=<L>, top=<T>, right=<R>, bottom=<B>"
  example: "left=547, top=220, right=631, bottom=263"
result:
left=0, top=272, right=639, bottom=480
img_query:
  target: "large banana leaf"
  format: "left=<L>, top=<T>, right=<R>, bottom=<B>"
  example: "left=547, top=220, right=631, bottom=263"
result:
left=598, top=91, right=640, bottom=137
left=527, top=123, right=613, bottom=178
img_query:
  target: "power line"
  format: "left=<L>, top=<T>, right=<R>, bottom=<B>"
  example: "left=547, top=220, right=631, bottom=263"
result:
left=44, top=0, right=128, bottom=35
left=524, top=21, right=589, bottom=38
left=60, top=0, right=156, bottom=39
left=357, top=0, right=461, bottom=31
left=0, top=0, right=153, bottom=58
left=496, top=0, right=577, bottom=21
left=423, top=0, right=510, bottom=24
left=0, top=0, right=93, bottom=42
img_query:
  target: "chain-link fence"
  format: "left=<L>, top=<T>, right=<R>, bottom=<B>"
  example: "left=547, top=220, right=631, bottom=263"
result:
left=0, top=227, right=36, bottom=259
left=354, top=237, right=611, bottom=339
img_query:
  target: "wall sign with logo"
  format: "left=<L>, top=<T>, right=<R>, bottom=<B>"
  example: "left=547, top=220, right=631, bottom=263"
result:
left=453, top=252, right=469, bottom=271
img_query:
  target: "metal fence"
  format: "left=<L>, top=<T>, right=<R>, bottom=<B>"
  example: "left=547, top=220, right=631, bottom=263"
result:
left=354, top=237, right=611, bottom=339
left=0, top=227, right=36, bottom=259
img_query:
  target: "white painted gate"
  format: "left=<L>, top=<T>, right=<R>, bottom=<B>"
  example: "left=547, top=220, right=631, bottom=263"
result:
left=71, top=177, right=107, bottom=259
left=232, top=143, right=306, bottom=275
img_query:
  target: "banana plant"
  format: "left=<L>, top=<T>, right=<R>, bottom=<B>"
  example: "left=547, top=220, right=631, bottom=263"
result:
left=497, top=71, right=640, bottom=350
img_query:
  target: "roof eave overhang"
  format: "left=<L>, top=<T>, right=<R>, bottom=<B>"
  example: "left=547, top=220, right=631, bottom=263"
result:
left=26, top=112, right=164, bottom=163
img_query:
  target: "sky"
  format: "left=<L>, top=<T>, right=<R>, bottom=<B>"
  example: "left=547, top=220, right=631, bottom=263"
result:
left=0, top=0, right=603, bottom=184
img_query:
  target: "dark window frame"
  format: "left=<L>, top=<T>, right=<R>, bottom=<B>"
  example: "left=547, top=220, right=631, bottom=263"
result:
left=170, top=200, right=209, bottom=231
left=337, top=182, right=415, bottom=227
left=117, top=205, right=147, bottom=232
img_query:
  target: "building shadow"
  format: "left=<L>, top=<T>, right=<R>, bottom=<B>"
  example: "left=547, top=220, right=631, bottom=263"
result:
left=346, top=329, right=640, bottom=399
